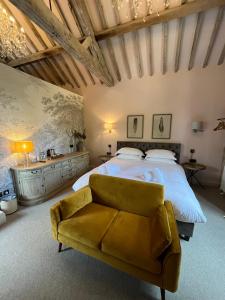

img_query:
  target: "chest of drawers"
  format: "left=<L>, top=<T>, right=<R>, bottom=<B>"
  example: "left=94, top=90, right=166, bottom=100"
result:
left=11, top=152, right=89, bottom=206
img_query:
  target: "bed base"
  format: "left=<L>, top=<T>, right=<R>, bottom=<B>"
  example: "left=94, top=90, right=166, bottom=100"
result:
left=176, top=221, right=194, bottom=241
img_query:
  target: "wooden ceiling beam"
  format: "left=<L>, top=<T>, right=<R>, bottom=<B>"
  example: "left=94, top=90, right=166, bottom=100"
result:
left=9, top=0, right=114, bottom=86
left=8, top=46, right=63, bottom=67
left=112, top=1, right=131, bottom=80
left=69, top=0, right=114, bottom=85
left=146, top=26, right=153, bottom=76
left=95, top=0, right=121, bottom=82
left=188, top=12, right=204, bottom=71
left=162, top=22, right=169, bottom=75
left=218, top=42, right=225, bottom=65
left=129, top=0, right=143, bottom=78
left=95, top=0, right=225, bottom=41
left=203, top=6, right=224, bottom=68
left=175, top=18, right=185, bottom=72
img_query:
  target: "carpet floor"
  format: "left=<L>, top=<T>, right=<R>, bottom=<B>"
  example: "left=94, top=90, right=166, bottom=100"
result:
left=0, top=187, right=225, bottom=300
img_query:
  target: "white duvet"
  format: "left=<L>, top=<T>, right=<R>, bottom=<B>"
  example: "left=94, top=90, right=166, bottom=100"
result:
left=72, top=157, right=207, bottom=223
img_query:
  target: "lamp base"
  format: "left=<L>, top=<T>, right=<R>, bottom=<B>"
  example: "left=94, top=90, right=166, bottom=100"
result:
left=189, top=159, right=197, bottom=163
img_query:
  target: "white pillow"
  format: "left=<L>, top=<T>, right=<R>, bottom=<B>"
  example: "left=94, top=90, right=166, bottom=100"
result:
left=115, top=147, right=143, bottom=156
left=117, top=154, right=143, bottom=160
left=145, top=157, right=176, bottom=164
left=145, top=149, right=176, bottom=160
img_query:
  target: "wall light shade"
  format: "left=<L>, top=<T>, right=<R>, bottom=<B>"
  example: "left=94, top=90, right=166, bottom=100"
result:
left=105, top=123, right=113, bottom=133
left=13, top=141, right=34, bottom=153
left=192, top=121, right=203, bottom=133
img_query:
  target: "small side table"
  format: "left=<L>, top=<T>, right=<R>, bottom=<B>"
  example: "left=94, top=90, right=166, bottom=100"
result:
left=99, top=155, right=114, bottom=163
left=182, top=163, right=206, bottom=188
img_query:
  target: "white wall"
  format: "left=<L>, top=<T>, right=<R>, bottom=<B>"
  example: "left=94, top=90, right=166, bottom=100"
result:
left=83, top=65, right=225, bottom=185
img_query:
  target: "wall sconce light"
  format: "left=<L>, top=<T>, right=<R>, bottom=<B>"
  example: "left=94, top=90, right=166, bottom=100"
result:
left=105, top=123, right=113, bottom=133
left=192, top=121, right=203, bottom=133
left=12, top=140, right=34, bottom=167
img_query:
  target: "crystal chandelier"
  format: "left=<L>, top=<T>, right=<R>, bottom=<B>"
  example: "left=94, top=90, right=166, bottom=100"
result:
left=0, top=4, right=27, bottom=63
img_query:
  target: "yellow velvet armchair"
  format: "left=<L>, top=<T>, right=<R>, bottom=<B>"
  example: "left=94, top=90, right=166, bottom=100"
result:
left=50, top=174, right=181, bottom=300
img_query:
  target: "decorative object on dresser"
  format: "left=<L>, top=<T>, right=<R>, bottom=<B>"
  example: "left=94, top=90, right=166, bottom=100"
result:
left=182, top=163, right=206, bottom=189
left=13, top=141, right=34, bottom=168
left=152, top=114, right=172, bottom=139
left=11, top=152, right=89, bottom=206
left=127, top=115, right=144, bottom=139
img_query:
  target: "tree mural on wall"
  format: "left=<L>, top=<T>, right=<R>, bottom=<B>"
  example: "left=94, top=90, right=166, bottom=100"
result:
left=41, top=92, right=84, bottom=151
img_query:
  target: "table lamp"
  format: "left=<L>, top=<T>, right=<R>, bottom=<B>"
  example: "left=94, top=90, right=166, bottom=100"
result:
left=13, top=141, right=34, bottom=167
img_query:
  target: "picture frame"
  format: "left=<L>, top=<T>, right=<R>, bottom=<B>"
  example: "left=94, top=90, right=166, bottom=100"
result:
left=127, top=115, right=144, bottom=139
left=152, top=114, right=172, bottom=139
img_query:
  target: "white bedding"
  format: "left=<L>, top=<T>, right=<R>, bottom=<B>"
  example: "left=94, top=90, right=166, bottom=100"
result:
left=72, top=157, right=207, bottom=223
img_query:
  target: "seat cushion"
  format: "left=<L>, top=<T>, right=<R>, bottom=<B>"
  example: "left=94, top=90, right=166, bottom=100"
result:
left=58, top=203, right=118, bottom=249
left=101, top=211, right=161, bottom=274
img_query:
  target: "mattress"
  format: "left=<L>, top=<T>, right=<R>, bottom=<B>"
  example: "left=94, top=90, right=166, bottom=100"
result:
left=73, top=157, right=207, bottom=224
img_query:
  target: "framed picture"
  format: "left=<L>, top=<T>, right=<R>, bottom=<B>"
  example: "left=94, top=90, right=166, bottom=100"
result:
left=127, top=115, right=144, bottom=139
left=152, top=114, right=172, bottom=139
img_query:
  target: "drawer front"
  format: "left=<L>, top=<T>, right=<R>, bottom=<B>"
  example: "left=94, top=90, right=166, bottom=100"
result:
left=20, top=169, right=42, bottom=178
left=43, top=163, right=61, bottom=173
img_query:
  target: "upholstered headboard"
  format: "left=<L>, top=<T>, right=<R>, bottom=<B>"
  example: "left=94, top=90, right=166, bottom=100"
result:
left=117, top=141, right=181, bottom=163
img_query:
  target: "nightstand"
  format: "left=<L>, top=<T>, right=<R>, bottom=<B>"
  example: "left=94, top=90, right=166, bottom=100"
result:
left=98, top=155, right=114, bottom=163
left=182, top=163, right=206, bottom=188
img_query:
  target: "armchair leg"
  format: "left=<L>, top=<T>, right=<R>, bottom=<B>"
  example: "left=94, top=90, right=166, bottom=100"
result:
left=58, top=242, right=62, bottom=253
left=160, top=288, right=165, bottom=300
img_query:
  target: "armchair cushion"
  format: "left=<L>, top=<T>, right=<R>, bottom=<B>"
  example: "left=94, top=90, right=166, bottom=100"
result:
left=101, top=211, right=161, bottom=274
left=60, top=186, right=92, bottom=220
left=59, top=203, right=118, bottom=249
left=89, top=174, right=164, bottom=217
left=151, top=205, right=172, bottom=259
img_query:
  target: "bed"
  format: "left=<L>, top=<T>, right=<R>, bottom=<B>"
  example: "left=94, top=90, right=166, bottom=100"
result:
left=73, top=141, right=207, bottom=241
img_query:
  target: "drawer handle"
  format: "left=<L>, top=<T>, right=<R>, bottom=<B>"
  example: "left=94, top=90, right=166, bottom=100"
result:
left=31, top=170, right=38, bottom=174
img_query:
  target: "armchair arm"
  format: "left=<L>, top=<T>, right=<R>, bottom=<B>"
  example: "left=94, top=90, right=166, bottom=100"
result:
left=50, top=202, right=61, bottom=240
left=161, top=201, right=181, bottom=292
left=50, top=186, right=93, bottom=241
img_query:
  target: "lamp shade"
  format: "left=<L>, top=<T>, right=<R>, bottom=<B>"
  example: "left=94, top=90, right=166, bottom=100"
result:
left=13, top=141, right=34, bottom=153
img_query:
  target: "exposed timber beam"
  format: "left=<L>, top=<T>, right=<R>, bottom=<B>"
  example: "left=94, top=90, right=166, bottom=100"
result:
left=95, top=0, right=121, bottom=82
left=95, top=0, right=225, bottom=41
left=203, top=6, right=224, bottom=68
left=129, top=0, right=143, bottom=78
left=8, top=46, right=63, bottom=67
left=162, top=22, right=169, bottom=75
left=146, top=26, right=153, bottom=76
left=9, top=0, right=113, bottom=86
left=68, top=0, right=113, bottom=85
left=175, top=18, right=185, bottom=72
left=218, top=42, right=225, bottom=65
left=188, top=12, right=204, bottom=71
left=112, top=0, right=131, bottom=80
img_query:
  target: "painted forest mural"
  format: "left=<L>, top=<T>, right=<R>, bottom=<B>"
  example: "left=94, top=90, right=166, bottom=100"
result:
left=0, top=63, right=84, bottom=194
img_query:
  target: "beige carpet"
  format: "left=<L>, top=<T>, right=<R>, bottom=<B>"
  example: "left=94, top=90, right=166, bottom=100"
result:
left=0, top=187, right=225, bottom=300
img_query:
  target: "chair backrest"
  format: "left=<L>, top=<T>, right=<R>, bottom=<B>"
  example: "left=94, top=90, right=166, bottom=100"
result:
left=89, top=174, right=164, bottom=217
